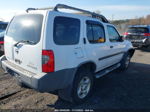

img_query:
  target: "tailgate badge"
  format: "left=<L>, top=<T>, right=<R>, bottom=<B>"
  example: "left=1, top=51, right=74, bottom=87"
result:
left=15, top=49, right=19, bottom=54
left=15, top=59, right=22, bottom=64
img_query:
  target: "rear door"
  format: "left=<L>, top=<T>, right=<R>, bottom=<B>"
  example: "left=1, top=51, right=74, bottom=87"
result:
left=4, top=14, right=45, bottom=73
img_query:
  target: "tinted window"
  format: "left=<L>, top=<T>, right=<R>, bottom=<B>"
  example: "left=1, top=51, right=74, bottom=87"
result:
left=87, top=24, right=93, bottom=43
left=128, top=27, right=149, bottom=33
left=6, top=14, right=43, bottom=44
left=54, top=17, right=80, bottom=45
left=87, top=22, right=105, bottom=43
left=107, top=26, right=120, bottom=42
left=0, top=24, right=7, bottom=30
left=0, top=31, right=5, bottom=38
left=0, top=23, right=8, bottom=33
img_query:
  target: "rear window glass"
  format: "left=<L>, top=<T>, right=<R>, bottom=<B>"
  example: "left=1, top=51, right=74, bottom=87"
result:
left=0, top=24, right=7, bottom=30
left=6, top=14, right=43, bottom=44
left=128, top=27, right=149, bottom=33
left=0, top=23, right=8, bottom=33
left=54, top=16, right=80, bottom=45
left=0, top=31, right=5, bottom=38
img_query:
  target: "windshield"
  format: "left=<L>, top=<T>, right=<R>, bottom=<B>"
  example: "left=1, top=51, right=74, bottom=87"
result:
left=128, top=27, right=149, bottom=33
left=6, top=14, right=43, bottom=44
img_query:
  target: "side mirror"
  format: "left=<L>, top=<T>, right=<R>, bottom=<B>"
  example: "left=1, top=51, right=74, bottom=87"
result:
left=119, top=36, right=124, bottom=42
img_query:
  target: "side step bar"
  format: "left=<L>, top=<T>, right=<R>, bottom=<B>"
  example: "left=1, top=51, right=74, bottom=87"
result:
left=95, top=63, right=120, bottom=78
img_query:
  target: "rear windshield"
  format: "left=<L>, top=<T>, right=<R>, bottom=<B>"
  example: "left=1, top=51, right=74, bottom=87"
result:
left=6, top=14, right=43, bottom=44
left=128, top=27, right=149, bottom=33
left=0, top=23, right=8, bottom=33
left=0, top=24, right=7, bottom=30
left=0, top=31, right=5, bottom=38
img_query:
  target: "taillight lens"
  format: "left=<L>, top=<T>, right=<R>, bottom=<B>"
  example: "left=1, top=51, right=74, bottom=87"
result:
left=42, top=50, right=54, bottom=73
left=0, top=41, right=4, bottom=44
left=123, top=32, right=128, bottom=36
left=144, top=33, right=150, bottom=36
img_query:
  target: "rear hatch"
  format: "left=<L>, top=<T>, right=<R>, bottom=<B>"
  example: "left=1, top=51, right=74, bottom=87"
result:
left=4, top=13, right=45, bottom=74
left=125, top=27, right=149, bottom=40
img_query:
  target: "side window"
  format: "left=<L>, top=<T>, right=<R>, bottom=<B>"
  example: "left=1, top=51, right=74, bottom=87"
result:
left=107, top=26, right=120, bottom=42
left=87, top=22, right=105, bottom=44
left=54, top=16, right=80, bottom=45
left=87, top=24, right=93, bottom=43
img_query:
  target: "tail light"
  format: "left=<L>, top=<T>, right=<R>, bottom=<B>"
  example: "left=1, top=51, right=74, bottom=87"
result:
left=123, top=32, right=128, bottom=36
left=42, top=50, right=54, bottom=73
left=0, top=41, right=4, bottom=44
left=144, top=33, right=150, bottom=36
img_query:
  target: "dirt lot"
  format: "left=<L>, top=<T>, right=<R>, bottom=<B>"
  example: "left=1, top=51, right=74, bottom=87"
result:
left=0, top=48, right=150, bottom=110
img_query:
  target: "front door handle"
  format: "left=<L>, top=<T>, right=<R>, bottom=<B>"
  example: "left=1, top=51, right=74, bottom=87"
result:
left=110, top=46, right=114, bottom=48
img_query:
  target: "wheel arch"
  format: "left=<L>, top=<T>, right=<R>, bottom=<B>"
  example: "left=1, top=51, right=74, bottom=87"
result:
left=128, top=48, right=135, bottom=58
left=76, top=61, right=97, bottom=73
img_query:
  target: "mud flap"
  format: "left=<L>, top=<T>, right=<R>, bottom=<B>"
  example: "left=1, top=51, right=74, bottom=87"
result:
left=58, top=84, right=73, bottom=102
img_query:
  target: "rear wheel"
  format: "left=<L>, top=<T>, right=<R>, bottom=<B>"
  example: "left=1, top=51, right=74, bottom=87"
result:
left=72, top=67, right=94, bottom=104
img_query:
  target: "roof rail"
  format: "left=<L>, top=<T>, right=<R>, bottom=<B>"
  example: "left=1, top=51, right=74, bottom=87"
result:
left=26, top=4, right=109, bottom=23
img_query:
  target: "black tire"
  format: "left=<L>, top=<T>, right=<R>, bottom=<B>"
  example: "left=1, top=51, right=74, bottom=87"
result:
left=71, top=67, right=94, bottom=104
left=119, top=52, right=131, bottom=71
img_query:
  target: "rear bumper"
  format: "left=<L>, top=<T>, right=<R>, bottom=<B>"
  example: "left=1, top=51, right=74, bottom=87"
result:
left=130, top=39, right=150, bottom=47
left=0, top=56, right=76, bottom=92
left=132, top=42, right=146, bottom=47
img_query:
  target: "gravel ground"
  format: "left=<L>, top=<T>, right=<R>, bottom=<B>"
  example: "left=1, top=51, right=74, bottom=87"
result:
left=0, top=48, right=150, bottom=110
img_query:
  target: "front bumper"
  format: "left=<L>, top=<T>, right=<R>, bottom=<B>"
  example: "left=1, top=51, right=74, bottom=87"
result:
left=0, top=56, right=76, bottom=92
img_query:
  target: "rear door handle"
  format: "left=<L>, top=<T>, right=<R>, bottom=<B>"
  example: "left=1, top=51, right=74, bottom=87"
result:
left=110, top=46, right=114, bottom=48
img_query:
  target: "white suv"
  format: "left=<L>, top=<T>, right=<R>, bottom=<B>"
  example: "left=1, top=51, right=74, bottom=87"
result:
left=0, top=4, right=135, bottom=103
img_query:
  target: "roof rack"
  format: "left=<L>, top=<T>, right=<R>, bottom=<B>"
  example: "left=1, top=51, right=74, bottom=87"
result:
left=26, top=4, right=109, bottom=23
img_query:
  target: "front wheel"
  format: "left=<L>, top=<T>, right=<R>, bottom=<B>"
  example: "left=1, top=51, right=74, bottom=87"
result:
left=72, top=67, right=94, bottom=104
left=119, top=53, right=131, bottom=71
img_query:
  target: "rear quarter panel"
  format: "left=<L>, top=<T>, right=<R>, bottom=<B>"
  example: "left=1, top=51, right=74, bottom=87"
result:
left=43, top=11, right=88, bottom=71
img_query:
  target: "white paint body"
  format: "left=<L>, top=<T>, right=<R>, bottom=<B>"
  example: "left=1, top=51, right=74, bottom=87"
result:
left=4, top=10, right=133, bottom=75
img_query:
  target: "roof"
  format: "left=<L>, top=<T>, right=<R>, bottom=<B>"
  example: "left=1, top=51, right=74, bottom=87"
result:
left=26, top=4, right=109, bottom=23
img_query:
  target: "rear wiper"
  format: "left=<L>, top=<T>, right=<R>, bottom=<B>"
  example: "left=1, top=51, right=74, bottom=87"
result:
left=14, top=40, right=35, bottom=47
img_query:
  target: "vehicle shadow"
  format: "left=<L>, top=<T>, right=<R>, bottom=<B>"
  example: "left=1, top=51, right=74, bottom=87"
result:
left=47, top=62, right=150, bottom=109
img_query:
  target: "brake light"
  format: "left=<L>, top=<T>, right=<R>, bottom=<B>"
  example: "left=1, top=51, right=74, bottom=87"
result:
left=42, top=50, right=54, bottom=73
left=0, top=41, right=4, bottom=44
left=144, top=33, right=150, bottom=36
left=123, top=32, right=128, bottom=36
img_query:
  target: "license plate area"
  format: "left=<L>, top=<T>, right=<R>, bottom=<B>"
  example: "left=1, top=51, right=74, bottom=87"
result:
left=6, top=68, right=21, bottom=80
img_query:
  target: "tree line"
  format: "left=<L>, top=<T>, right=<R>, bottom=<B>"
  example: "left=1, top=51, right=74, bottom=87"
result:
left=128, top=15, right=150, bottom=25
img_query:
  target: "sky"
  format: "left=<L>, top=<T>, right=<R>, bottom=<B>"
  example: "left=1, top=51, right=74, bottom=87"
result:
left=0, top=0, right=150, bottom=21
